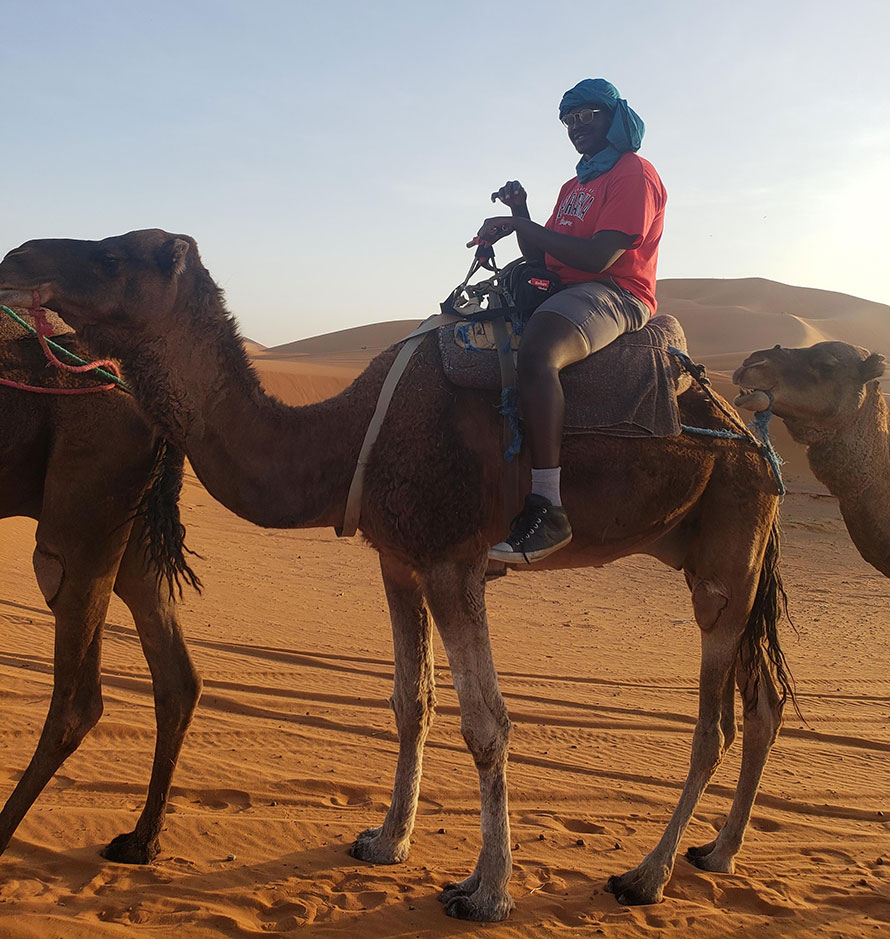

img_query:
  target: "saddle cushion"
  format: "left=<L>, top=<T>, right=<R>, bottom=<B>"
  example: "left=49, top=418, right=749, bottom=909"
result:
left=438, top=313, right=691, bottom=437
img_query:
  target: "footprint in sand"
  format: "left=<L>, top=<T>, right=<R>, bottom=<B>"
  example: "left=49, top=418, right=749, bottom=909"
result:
left=560, top=818, right=608, bottom=835
left=750, top=815, right=783, bottom=832
left=180, top=788, right=252, bottom=811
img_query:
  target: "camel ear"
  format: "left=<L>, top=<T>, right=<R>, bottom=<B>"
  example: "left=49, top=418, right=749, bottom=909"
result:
left=159, top=238, right=190, bottom=277
left=860, top=352, right=885, bottom=383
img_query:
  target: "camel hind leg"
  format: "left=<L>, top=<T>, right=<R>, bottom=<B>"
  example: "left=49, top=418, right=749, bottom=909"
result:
left=351, top=553, right=435, bottom=864
left=101, top=525, right=202, bottom=864
left=685, top=659, right=783, bottom=872
left=606, top=503, right=784, bottom=905
left=685, top=521, right=788, bottom=872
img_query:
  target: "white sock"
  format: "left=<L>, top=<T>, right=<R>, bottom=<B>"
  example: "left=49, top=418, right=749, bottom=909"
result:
left=531, top=467, right=562, bottom=506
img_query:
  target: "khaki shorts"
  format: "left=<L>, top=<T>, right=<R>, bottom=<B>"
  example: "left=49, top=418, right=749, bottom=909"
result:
left=534, top=279, right=650, bottom=353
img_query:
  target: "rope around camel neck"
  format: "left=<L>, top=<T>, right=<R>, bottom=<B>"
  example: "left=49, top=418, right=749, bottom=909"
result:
left=0, top=303, right=129, bottom=393
left=667, top=345, right=785, bottom=497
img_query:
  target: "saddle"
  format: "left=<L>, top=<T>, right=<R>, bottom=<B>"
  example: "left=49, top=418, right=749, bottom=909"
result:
left=439, top=312, right=692, bottom=437
left=339, top=309, right=692, bottom=537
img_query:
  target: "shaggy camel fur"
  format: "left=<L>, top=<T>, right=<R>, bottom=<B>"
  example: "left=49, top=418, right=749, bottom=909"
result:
left=0, top=231, right=794, bottom=921
left=0, top=333, right=201, bottom=863
left=735, top=340, right=890, bottom=576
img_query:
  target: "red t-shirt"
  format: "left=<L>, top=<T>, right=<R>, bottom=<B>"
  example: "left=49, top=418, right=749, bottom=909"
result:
left=544, top=152, right=666, bottom=313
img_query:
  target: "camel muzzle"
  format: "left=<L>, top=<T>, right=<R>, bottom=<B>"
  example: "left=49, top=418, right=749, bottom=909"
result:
left=0, top=288, right=38, bottom=307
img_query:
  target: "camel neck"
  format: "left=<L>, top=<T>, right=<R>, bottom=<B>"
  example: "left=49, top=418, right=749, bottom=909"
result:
left=802, top=385, right=890, bottom=493
left=800, top=385, right=890, bottom=574
left=89, top=289, right=379, bottom=530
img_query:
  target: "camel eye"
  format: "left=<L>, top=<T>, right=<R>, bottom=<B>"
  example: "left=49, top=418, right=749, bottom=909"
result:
left=811, top=355, right=838, bottom=374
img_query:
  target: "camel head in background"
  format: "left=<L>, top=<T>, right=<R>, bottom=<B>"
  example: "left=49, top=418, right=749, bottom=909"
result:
left=733, top=341, right=885, bottom=437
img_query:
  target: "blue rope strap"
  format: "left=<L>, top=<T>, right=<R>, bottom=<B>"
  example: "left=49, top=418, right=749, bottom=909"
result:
left=455, top=322, right=481, bottom=351
left=499, top=385, right=523, bottom=461
left=667, top=346, right=786, bottom=498
left=749, top=395, right=786, bottom=497
left=680, top=424, right=748, bottom=441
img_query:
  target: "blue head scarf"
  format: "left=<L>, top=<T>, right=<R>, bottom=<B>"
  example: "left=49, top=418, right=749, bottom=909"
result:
left=559, top=79, right=645, bottom=183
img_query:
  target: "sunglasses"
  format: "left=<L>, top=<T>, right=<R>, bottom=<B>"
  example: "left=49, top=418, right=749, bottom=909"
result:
left=561, top=108, right=604, bottom=128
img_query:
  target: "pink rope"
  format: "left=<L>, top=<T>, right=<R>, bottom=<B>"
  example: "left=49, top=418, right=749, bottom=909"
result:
left=0, top=292, right=120, bottom=395
left=30, top=290, right=121, bottom=380
left=0, top=291, right=119, bottom=394
left=0, top=376, right=116, bottom=394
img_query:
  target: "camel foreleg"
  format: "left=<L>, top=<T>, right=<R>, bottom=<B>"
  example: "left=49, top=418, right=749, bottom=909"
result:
left=0, top=547, right=107, bottom=855
left=421, top=555, right=514, bottom=923
left=351, top=553, right=435, bottom=864
left=101, top=533, right=202, bottom=864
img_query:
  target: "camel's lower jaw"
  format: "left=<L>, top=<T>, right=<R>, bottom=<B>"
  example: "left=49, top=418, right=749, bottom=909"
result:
left=733, top=388, right=772, bottom=412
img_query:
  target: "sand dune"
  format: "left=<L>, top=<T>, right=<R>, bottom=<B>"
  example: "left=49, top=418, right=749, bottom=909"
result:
left=2, top=277, right=889, bottom=937
left=255, top=320, right=422, bottom=370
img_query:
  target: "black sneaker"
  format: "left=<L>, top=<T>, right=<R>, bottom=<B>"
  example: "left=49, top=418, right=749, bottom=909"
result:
left=488, top=494, right=573, bottom=564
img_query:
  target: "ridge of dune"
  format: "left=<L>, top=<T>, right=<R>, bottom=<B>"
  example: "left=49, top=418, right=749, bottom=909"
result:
left=657, top=276, right=890, bottom=321
left=254, top=319, right=422, bottom=368
left=242, top=337, right=267, bottom=355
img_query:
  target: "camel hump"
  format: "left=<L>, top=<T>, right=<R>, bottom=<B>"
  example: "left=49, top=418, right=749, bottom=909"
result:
left=438, top=312, right=691, bottom=438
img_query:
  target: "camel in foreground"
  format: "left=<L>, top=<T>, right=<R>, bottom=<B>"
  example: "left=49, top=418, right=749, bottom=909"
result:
left=734, top=340, right=890, bottom=576
left=0, top=332, right=200, bottom=863
left=0, top=230, right=794, bottom=921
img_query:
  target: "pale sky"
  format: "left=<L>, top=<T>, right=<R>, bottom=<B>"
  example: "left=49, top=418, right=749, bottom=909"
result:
left=4, top=0, right=889, bottom=345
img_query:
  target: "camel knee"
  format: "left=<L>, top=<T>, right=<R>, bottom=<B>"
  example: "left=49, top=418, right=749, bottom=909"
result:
left=461, top=706, right=511, bottom=771
left=690, top=578, right=729, bottom=631
left=155, top=661, right=203, bottom=731
left=390, top=684, right=436, bottom=739
left=33, top=547, right=65, bottom=607
left=50, top=685, right=104, bottom=755
left=692, top=721, right=725, bottom=775
left=743, top=673, right=784, bottom=746
left=720, top=711, right=737, bottom=754
left=718, top=679, right=737, bottom=754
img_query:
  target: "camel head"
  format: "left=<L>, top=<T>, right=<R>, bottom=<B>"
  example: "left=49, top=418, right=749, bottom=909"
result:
left=0, top=229, right=200, bottom=334
left=733, top=341, right=886, bottom=431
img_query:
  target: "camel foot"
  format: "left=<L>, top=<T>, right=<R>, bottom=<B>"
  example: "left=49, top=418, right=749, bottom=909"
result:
left=349, top=826, right=410, bottom=865
left=438, top=877, right=514, bottom=922
left=605, top=864, right=666, bottom=906
left=439, top=873, right=480, bottom=905
left=101, top=830, right=160, bottom=865
left=685, top=841, right=735, bottom=873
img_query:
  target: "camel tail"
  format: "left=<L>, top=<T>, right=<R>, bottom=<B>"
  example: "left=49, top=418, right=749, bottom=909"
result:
left=738, top=517, right=800, bottom=719
left=136, top=439, right=203, bottom=598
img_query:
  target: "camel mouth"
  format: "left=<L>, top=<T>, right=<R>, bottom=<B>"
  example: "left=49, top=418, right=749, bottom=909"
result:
left=0, top=287, right=39, bottom=308
left=733, top=387, right=773, bottom=412
left=0, top=283, right=55, bottom=310
left=732, top=359, right=774, bottom=412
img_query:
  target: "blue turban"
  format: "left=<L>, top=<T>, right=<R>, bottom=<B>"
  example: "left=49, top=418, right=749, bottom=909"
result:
left=559, top=79, right=645, bottom=183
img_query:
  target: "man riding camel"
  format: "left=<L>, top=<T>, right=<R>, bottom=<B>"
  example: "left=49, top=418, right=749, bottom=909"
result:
left=477, top=78, right=667, bottom=564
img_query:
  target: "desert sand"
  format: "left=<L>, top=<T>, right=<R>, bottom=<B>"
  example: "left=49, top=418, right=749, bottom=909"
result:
left=1, top=278, right=888, bottom=937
